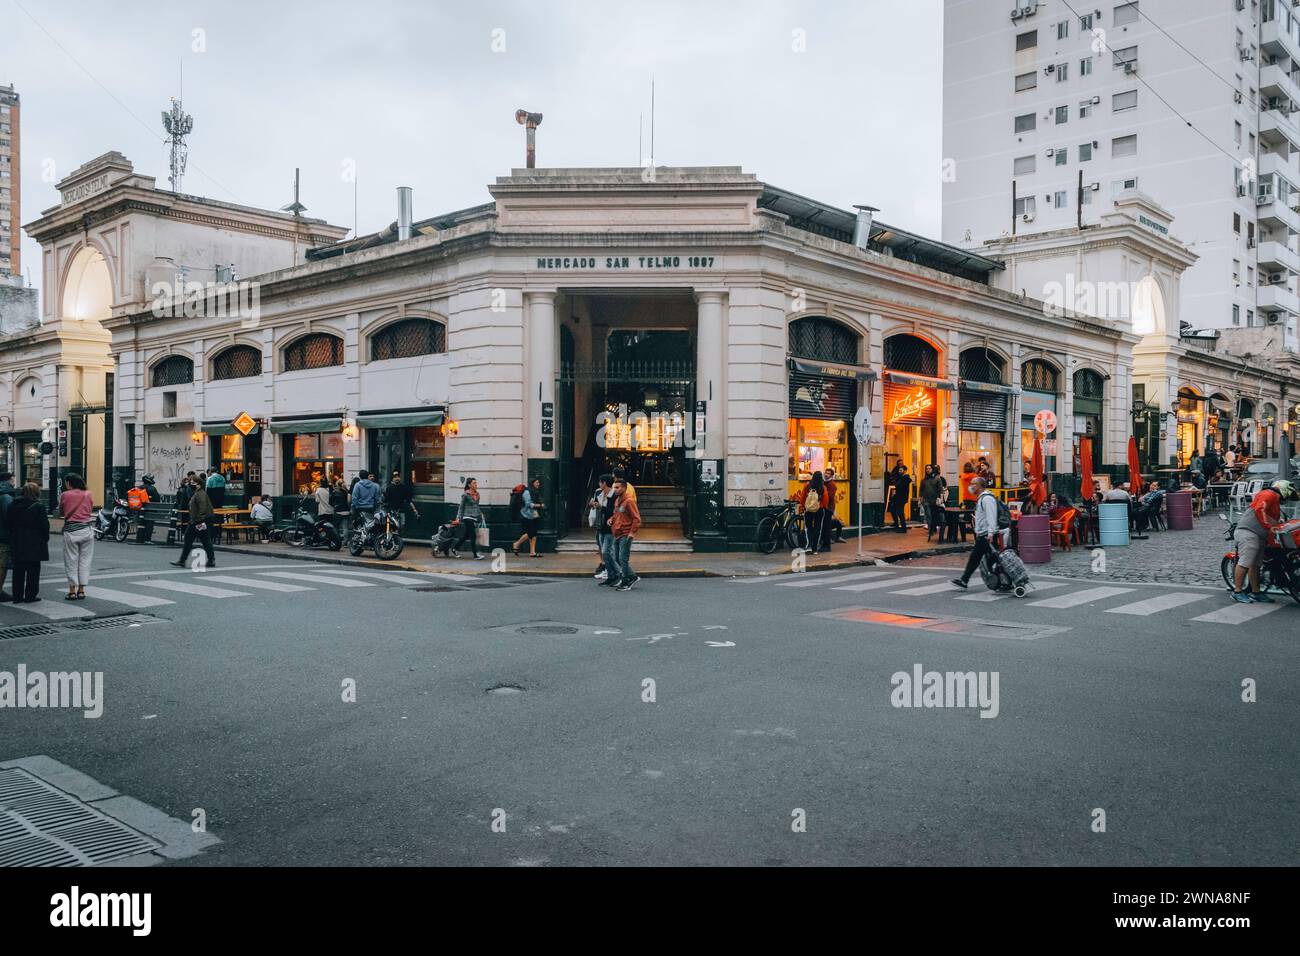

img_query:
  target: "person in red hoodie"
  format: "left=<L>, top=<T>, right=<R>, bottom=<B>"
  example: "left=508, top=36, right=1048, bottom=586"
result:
left=610, top=477, right=642, bottom=591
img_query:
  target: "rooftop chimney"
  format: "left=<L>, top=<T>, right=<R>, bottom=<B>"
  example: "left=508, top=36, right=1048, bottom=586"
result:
left=397, top=186, right=413, bottom=241
left=515, top=109, right=543, bottom=168
left=852, top=205, right=878, bottom=250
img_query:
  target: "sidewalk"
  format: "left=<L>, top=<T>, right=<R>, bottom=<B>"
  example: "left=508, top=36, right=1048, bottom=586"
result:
left=65, top=520, right=969, bottom=579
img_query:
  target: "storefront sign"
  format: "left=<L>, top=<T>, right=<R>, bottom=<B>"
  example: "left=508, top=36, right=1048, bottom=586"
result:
left=888, top=387, right=934, bottom=424
left=1034, top=409, right=1057, bottom=434
left=232, top=411, right=257, bottom=436
left=533, top=255, right=717, bottom=270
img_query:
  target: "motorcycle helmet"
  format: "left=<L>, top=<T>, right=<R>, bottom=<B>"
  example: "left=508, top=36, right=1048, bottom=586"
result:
left=1272, top=479, right=1297, bottom=500
left=141, top=473, right=156, bottom=483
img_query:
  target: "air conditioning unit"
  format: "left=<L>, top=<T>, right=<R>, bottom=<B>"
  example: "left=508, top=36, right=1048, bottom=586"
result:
left=1046, top=147, right=1055, bottom=156
left=1011, top=8, right=1023, bottom=19
left=1090, top=182, right=1101, bottom=191
left=1092, top=140, right=1099, bottom=147
left=1123, top=61, right=1139, bottom=74
left=1235, top=91, right=1244, bottom=104
left=1258, top=185, right=1275, bottom=202
left=1045, top=64, right=1055, bottom=74
left=1235, top=0, right=1246, bottom=10
left=1091, top=96, right=1101, bottom=104
left=1022, top=213, right=1036, bottom=222
left=1267, top=313, right=1283, bottom=325
left=1240, top=47, right=1255, bottom=62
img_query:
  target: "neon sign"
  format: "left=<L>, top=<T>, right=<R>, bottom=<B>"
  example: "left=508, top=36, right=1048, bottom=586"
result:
left=889, top=387, right=934, bottom=424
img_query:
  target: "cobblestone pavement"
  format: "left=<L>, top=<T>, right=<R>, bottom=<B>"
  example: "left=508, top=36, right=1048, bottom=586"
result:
left=902, top=518, right=1233, bottom=588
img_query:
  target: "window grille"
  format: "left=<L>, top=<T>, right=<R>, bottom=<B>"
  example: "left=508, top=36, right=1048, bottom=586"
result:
left=150, top=356, right=193, bottom=387
left=283, top=333, right=343, bottom=371
left=370, top=319, right=446, bottom=361
left=788, top=317, right=859, bottom=365
left=883, top=334, right=939, bottom=376
left=211, top=346, right=261, bottom=381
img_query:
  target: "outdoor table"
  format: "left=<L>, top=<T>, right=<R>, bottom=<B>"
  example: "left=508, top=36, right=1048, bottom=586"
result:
left=942, top=507, right=972, bottom=543
left=1207, top=483, right=1233, bottom=507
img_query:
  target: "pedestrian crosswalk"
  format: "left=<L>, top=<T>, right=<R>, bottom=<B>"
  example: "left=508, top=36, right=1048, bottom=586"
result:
left=732, top=567, right=1296, bottom=626
left=0, top=562, right=547, bottom=623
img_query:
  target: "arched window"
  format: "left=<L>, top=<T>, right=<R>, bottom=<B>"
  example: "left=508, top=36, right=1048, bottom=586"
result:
left=1073, top=368, right=1105, bottom=401
left=151, top=356, right=194, bottom=387
left=883, top=333, right=939, bottom=376
left=788, top=317, right=859, bottom=365
left=1022, top=359, right=1059, bottom=393
left=959, top=347, right=1005, bottom=384
left=211, top=345, right=262, bottom=381
left=283, top=333, right=344, bottom=372
left=370, top=318, right=446, bottom=361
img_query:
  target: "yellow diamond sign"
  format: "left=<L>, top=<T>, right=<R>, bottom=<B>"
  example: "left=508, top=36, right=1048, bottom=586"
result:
left=232, top=412, right=257, bottom=436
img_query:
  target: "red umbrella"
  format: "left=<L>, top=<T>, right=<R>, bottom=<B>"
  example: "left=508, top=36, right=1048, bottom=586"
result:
left=1128, top=435, right=1143, bottom=493
left=1030, top=436, right=1047, bottom=507
left=1079, top=437, right=1094, bottom=500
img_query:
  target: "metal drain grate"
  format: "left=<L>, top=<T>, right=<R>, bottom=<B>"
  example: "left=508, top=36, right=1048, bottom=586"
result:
left=0, top=768, right=160, bottom=867
left=410, top=585, right=468, bottom=593
left=518, top=624, right=580, bottom=635
left=0, top=613, right=162, bottom=642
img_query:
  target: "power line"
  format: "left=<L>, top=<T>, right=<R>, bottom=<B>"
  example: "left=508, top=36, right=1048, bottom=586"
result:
left=10, top=0, right=243, bottom=203
left=1134, top=4, right=1240, bottom=95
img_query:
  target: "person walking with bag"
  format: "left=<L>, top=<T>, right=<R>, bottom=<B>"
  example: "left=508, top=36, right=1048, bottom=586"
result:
left=951, top=477, right=1001, bottom=589
left=455, top=477, right=486, bottom=560
left=511, top=476, right=545, bottom=558
left=610, top=477, right=642, bottom=590
left=6, top=482, right=50, bottom=603
left=59, top=473, right=96, bottom=600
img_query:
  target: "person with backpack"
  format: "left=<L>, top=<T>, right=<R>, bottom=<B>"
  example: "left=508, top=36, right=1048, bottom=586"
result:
left=510, top=476, right=545, bottom=557
left=801, top=470, right=829, bottom=554
left=0, top=470, right=15, bottom=602
left=951, top=477, right=1005, bottom=589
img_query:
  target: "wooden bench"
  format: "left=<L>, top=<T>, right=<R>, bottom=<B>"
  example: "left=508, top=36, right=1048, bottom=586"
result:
left=220, top=523, right=263, bottom=543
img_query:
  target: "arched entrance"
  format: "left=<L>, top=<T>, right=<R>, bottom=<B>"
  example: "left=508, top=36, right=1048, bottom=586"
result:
left=60, top=245, right=115, bottom=505
left=1176, top=386, right=1205, bottom=466
left=1073, top=368, right=1106, bottom=470
left=958, top=347, right=1011, bottom=485
left=882, top=333, right=944, bottom=518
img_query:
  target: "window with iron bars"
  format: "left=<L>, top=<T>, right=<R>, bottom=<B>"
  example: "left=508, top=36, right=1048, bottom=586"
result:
left=959, top=347, right=1005, bottom=384
left=283, top=333, right=344, bottom=372
left=1073, top=368, right=1105, bottom=400
left=1022, top=359, right=1060, bottom=392
left=150, top=356, right=194, bottom=387
left=788, top=317, right=860, bottom=365
left=883, top=334, right=939, bottom=376
left=211, top=345, right=262, bottom=381
left=370, top=318, right=446, bottom=361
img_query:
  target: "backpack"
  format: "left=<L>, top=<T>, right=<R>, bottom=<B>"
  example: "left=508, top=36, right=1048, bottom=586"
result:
left=982, top=491, right=1012, bottom=530
left=804, top=487, right=821, bottom=513
left=509, top=484, right=527, bottom=522
left=329, top=485, right=347, bottom=510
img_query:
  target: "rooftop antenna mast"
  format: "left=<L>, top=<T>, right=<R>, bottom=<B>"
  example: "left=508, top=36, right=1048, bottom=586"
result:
left=650, top=76, right=655, bottom=168
left=281, top=167, right=307, bottom=265
left=161, top=69, right=193, bottom=194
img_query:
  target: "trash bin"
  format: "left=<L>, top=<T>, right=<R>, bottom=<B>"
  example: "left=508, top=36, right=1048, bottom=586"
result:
left=1099, top=502, right=1130, bottom=546
left=1165, top=490, right=1194, bottom=530
left=1017, top=513, right=1052, bottom=564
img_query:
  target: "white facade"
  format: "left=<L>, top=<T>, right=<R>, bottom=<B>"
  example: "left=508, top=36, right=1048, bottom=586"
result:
left=943, top=0, right=1300, bottom=349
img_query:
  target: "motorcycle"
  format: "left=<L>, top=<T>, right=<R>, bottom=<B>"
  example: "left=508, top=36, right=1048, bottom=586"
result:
left=347, top=506, right=404, bottom=560
left=282, top=498, right=342, bottom=551
left=1219, top=518, right=1300, bottom=604
left=93, top=498, right=134, bottom=542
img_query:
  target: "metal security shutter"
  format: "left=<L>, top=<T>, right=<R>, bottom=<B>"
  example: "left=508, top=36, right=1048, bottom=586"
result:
left=959, top=390, right=1007, bottom=431
left=883, top=382, right=937, bottom=428
left=789, top=371, right=855, bottom=420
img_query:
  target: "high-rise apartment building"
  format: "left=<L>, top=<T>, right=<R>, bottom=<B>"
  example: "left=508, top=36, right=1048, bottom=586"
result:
left=0, top=83, right=18, bottom=279
left=943, top=0, right=1300, bottom=348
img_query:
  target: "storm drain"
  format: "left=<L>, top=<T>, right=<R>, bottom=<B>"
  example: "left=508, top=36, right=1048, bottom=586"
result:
left=490, top=621, right=619, bottom=638
left=0, top=613, right=164, bottom=642
left=0, top=767, right=159, bottom=867
left=486, top=683, right=525, bottom=695
left=814, top=607, right=1069, bottom=641
left=517, top=625, right=580, bottom=635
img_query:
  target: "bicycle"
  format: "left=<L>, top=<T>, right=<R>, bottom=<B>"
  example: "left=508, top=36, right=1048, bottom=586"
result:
left=1219, top=521, right=1300, bottom=605
left=755, top=498, right=807, bottom=555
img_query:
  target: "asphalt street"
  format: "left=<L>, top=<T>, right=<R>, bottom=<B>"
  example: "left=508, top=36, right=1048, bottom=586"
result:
left=1, top=539, right=1296, bottom=866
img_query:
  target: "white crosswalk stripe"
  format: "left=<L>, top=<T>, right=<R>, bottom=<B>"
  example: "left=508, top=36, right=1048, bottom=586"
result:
left=6, top=599, right=95, bottom=620
left=81, top=586, right=175, bottom=608
left=779, top=570, right=893, bottom=588
left=135, top=580, right=252, bottom=599
left=312, top=569, right=434, bottom=586
left=831, top=574, right=941, bottom=593
left=953, top=582, right=1068, bottom=602
left=1027, top=586, right=1135, bottom=609
left=1105, top=592, right=1211, bottom=617
left=199, top=575, right=315, bottom=592
left=892, top=580, right=969, bottom=595
left=1190, top=601, right=1286, bottom=624
left=259, top=571, right=374, bottom=587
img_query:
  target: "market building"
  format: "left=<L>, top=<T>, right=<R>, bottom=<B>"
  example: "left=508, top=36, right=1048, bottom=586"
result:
left=21, top=162, right=1151, bottom=550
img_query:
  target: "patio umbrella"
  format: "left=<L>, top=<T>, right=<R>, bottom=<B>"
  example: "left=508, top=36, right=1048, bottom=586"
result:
left=1128, top=435, right=1143, bottom=493
left=1079, top=437, right=1093, bottom=499
left=1030, top=436, right=1047, bottom=507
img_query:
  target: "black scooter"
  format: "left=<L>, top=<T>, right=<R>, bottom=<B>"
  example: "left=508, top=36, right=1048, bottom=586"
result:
left=283, top=498, right=342, bottom=550
left=93, top=499, right=133, bottom=542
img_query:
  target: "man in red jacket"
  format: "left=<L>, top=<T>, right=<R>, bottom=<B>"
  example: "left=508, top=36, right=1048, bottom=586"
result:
left=610, top=478, right=642, bottom=591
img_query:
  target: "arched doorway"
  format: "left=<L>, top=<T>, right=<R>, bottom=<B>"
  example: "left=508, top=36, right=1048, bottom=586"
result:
left=1131, top=275, right=1166, bottom=338
left=1021, top=358, right=1061, bottom=473
left=1176, top=386, right=1205, bottom=466
left=958, top=347, right=1010, bottom=486
left=60, top=245, right=115, bottom=506
left=882, top=333, right=944, bottom=518
left=1238, top=397, right=1256, bottom=456
left=1073, top=369, right=1105, bottom=471
left=787, top=317, right=864, bottom=531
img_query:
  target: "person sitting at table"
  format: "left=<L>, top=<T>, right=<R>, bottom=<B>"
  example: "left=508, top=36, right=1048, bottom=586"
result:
left=1132, top=482, right=1165, bottom=532
left=959, top=461, right=978, bottom=506
left=250, top=497, right=275, bottom=537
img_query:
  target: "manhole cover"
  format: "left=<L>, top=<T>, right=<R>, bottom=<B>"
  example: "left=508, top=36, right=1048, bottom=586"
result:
left=813, top=607, right=1068, bottom=641
left=517, top=625, right=580, bottom=635
left=487, top=683, right=525, bottom=695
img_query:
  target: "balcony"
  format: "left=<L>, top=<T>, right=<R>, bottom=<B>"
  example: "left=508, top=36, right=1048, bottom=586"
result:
left=1258, top=282, right=1300, bottom=315
left=1261, top=62, right=1300, bottom=106
left=1260, top=104, right=1300, bottom=150
left=1258, top=240, right=1300, bottom=274
left=1256, top=188, right=1300, bottom=232
left=1263, top=15, right=1300, bottom=67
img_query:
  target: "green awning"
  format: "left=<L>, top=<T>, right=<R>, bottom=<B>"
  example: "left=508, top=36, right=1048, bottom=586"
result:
left=355, top=411, right=444, bottom=429
left=269, top=417, right=343, bottom=434
left=201, top=423, right=259, bottom=436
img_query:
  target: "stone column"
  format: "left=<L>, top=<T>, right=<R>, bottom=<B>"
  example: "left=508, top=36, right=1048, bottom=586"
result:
left=525, top=290, right=558, bottom=550
left=694, top=291, right=727, bottom=460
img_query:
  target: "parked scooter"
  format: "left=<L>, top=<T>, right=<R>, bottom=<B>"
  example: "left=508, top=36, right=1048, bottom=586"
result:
left=347, top=505, right=404, bottom=560
left=283, top=497, right=342, bottom=551
left=93, top=498, right=134, bottom=542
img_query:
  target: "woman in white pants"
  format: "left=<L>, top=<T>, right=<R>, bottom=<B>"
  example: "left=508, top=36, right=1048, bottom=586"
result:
left=59, top=473, right=96, bottom=600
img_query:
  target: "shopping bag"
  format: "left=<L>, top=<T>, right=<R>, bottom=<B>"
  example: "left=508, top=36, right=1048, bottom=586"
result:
left=477, top=525, right=490, bottom=548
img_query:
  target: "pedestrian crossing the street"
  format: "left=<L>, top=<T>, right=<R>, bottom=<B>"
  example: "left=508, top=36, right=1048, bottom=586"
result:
left=731, top=567, right=1294, bottom=626
left=0, top=562, right=551, bottom=624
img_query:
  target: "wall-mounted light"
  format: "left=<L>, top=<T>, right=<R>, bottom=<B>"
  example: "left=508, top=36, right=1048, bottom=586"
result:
left=340, top=417, right=359, bottom=441
left=440, top=419, right=460, bottom=438
left=190, top=430, right=205, bottom=445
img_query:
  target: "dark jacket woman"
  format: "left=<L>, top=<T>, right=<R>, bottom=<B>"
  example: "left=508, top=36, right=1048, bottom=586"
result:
left=6, top=495, right=50, bottom=563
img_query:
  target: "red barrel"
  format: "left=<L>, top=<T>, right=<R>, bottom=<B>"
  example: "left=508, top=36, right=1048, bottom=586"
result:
left=1166, top=490, right=1194, bottom=530
left=1017, top=513, right=1052, bottom=564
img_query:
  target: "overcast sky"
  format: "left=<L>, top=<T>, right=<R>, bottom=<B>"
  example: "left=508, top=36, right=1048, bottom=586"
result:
left=3, top=0, right=942, bottom=293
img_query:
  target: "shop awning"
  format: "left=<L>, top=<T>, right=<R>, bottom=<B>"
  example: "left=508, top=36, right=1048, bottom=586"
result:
left=201, top=423, right=260, bottom=436
left=959, top=379, right=1021, bottom=396
left=269, top=417, right=343, bottom=434
left=884, top=370, right=956, bottom=391
left=786, top=357, right=877, bottom=382
left=355, top=410, right=445, bottom=429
